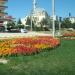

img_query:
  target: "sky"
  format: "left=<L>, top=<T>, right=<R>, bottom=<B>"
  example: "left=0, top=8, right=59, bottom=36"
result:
left=6, top=0, right=75, bottom=20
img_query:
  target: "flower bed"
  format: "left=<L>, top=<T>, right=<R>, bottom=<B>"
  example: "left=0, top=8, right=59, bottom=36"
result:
left=62, top=32, right=75, bottom=40
left=0, top=36, right=60, bottom=56
left=63, top=33, right=75, bottom=37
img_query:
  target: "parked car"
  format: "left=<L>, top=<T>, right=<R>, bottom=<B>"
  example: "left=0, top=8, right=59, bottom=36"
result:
left=20, top=29, right=28, bottom=33
left=7, top=29, right=20, bottom=33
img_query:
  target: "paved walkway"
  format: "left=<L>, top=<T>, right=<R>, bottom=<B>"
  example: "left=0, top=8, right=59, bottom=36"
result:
left=0, top=32, right=52, bottom=39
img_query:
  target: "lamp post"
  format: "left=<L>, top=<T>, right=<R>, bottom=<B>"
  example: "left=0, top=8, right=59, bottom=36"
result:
left=52, top=0, right=55, bottom=37
left=30, top=11, right=33, bottom=31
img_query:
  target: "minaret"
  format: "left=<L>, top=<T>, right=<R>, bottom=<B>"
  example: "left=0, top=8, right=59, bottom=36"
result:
left=33, top=0, right=37, bottom=12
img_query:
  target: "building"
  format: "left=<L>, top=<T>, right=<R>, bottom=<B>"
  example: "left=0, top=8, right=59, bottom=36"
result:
left=21, top=8, right=49, bottom=27
left=69, top=17, right=75, bottom=23
left=0, top=0, right=8, bottom=31
left=31, top=8, right=48, bottom=26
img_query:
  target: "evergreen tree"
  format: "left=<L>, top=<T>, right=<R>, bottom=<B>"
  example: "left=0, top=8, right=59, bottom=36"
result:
left=17, top=18, right=24, bottom=29
left=17, top=18, right=22, bottom=25
left=26, top=17, right=31, bottom=25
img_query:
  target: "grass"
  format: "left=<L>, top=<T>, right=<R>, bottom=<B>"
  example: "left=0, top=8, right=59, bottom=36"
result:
left=0, top=39, right=75, bottom=75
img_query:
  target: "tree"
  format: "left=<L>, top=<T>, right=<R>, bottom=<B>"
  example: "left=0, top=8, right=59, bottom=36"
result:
left=7, top=21, right=15, bottom=31
left=17, top=18, right=24, bottom=29
left=40, top=18, right=49, bottom=31
left=72, top=23, right=75, bottom=29
left=17, top=18, right=22, bottom=25
left=26, top=17, right=31, bottom=25
left=61, top=18, right=72, bottom=28
left=55, top=20, right=59, bottom=30
left=40, top=18, right=48, bottom=25
left=26, top=17, right=36, bottom=30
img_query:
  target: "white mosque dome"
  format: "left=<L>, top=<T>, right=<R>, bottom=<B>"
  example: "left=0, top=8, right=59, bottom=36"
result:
left=34, top=8, right=45, bottom=13
left=32, top=7, right=47, bottom=16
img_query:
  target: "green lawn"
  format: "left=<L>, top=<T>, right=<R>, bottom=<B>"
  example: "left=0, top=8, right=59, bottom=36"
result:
left=0, top=39, right=75, bottom=75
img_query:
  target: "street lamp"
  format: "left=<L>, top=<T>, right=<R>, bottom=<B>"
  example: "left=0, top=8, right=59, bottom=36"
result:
left=52, top=0, right=55, bottom=37
left=30, top=11, right=33, bottom=31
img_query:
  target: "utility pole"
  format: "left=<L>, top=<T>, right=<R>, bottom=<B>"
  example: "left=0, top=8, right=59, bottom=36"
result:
left=58, top=17, right=62, bottom=36
left=52, top=0, right=55, bottom=37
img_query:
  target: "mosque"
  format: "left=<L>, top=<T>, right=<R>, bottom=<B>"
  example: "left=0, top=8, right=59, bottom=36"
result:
left=21, top=0, right=49, bottom=27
